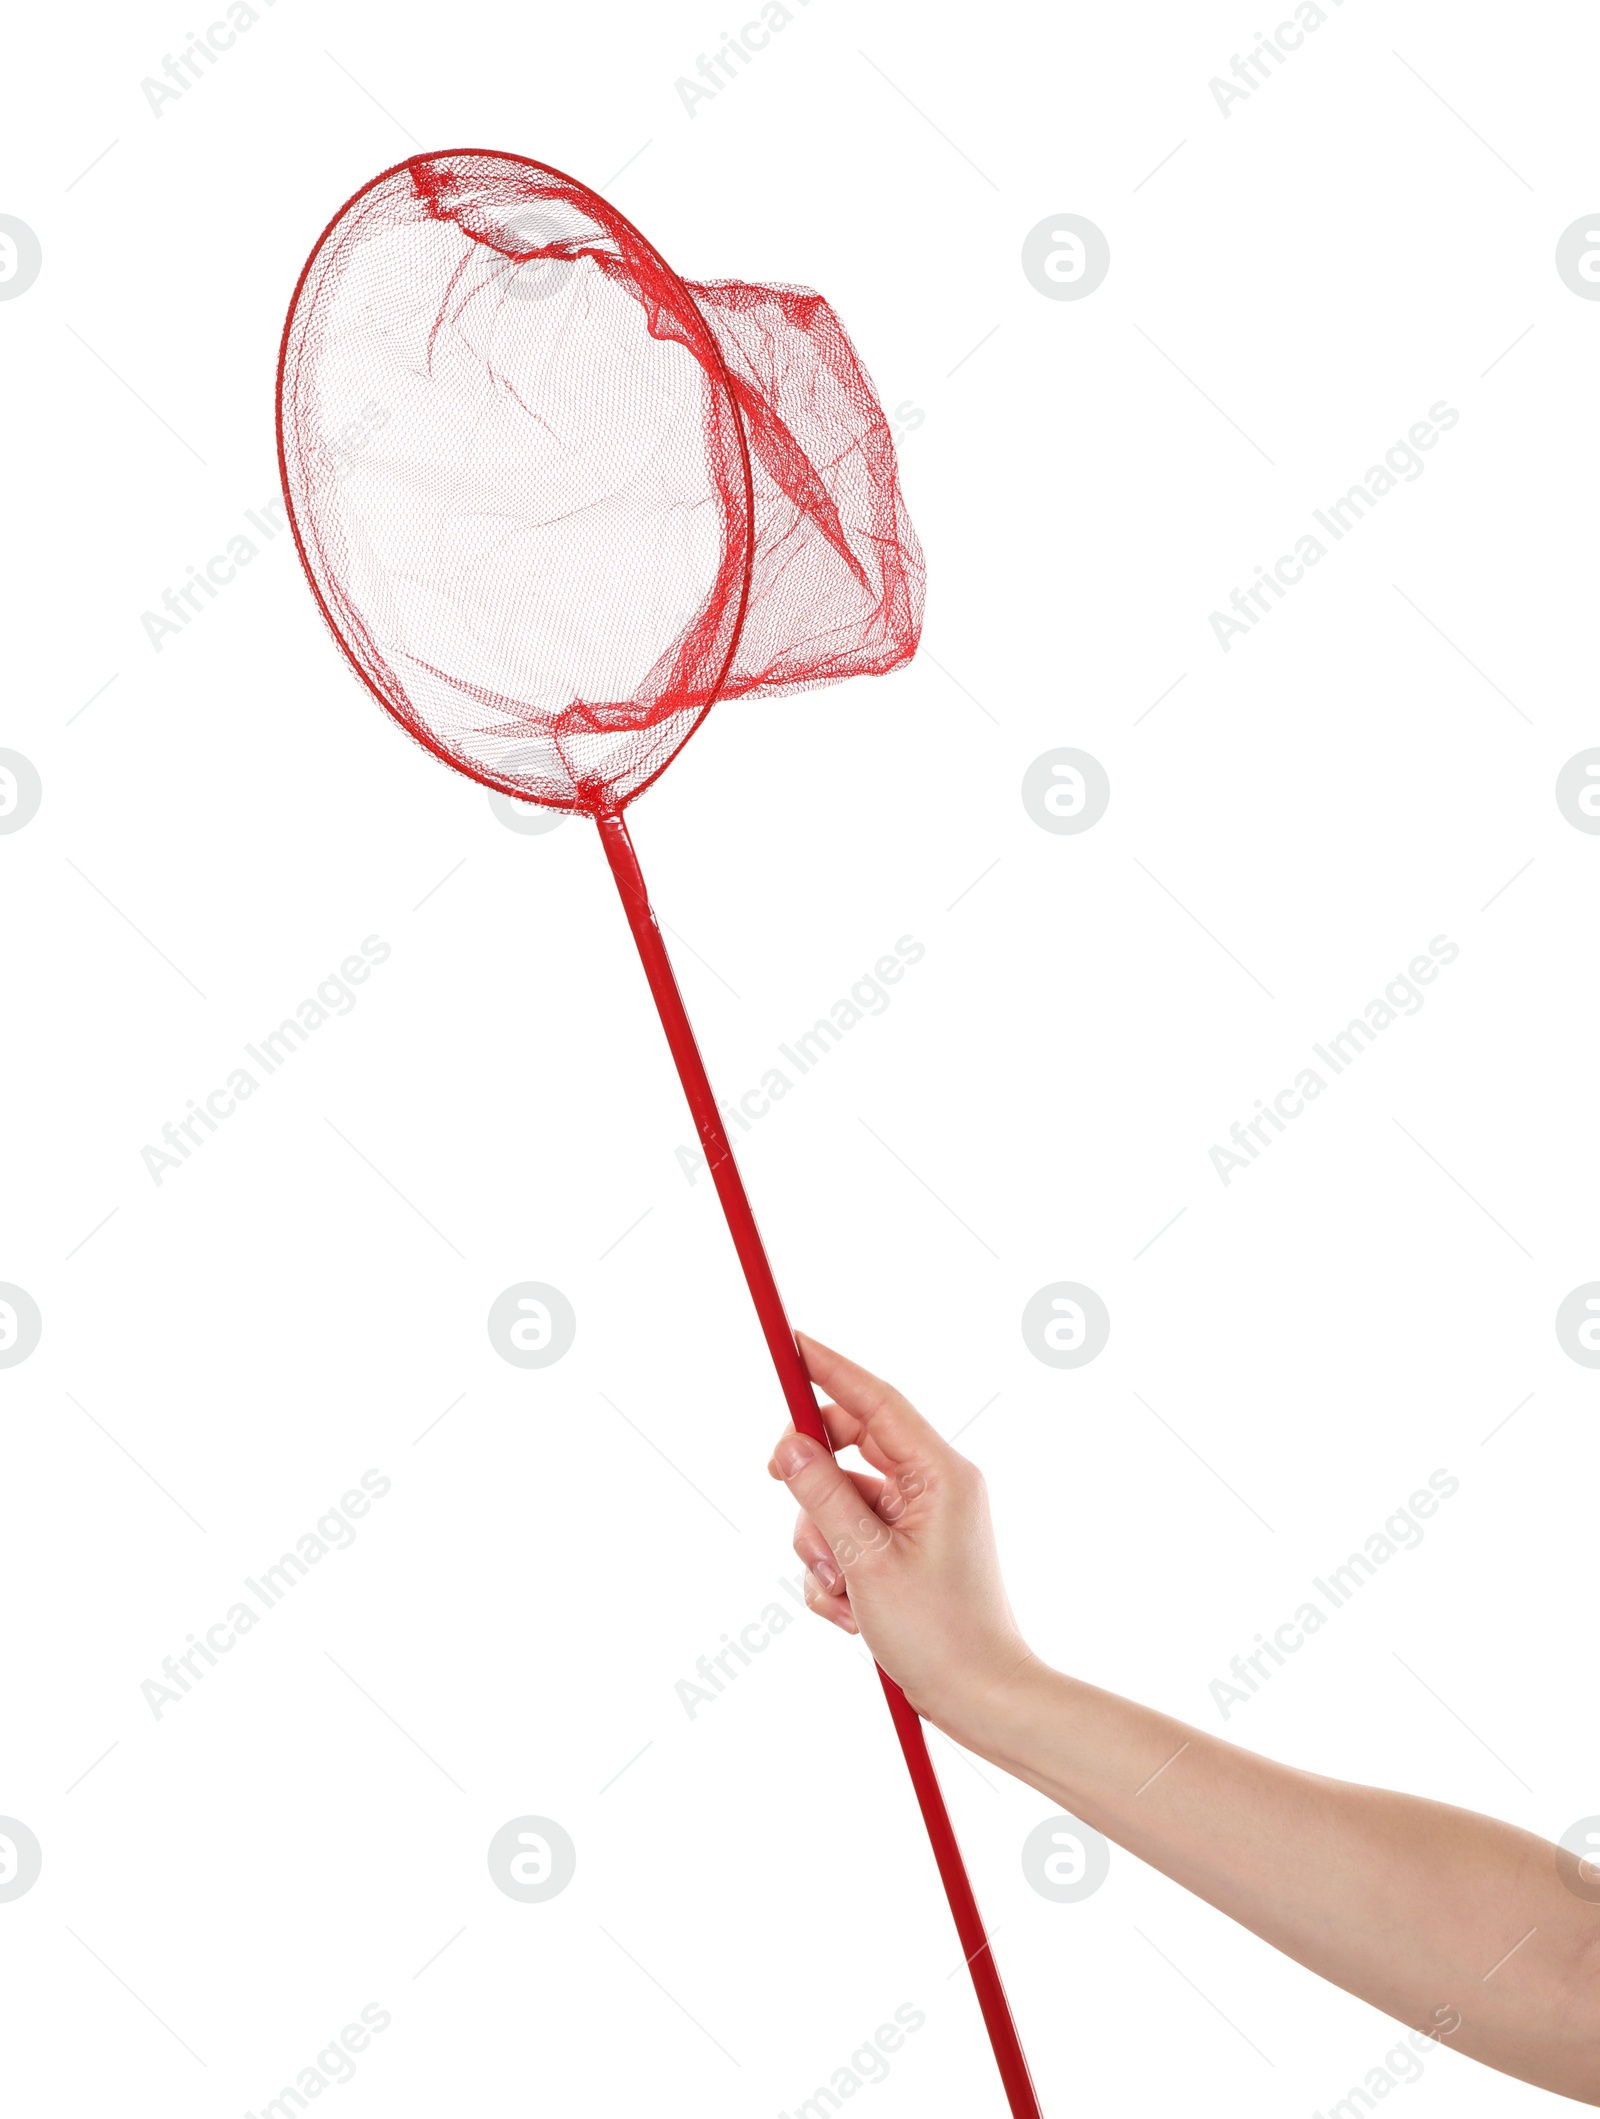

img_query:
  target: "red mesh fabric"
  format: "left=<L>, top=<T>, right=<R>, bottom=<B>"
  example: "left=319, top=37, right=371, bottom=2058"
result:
left=277, top=151, right=924, bottom=812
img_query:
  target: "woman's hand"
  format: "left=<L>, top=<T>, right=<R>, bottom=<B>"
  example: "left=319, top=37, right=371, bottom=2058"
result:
left=768, top=1332, right=1039, bottom=1736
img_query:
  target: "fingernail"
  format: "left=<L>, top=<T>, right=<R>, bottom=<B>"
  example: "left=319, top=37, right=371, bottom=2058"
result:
left=774, top=1435, right=818, bottom=1478
left=813, top=1554, right=840, bottom=1592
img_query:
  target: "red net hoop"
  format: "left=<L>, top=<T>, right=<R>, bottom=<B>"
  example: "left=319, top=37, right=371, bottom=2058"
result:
left=276, top=149, right=924, bottom=812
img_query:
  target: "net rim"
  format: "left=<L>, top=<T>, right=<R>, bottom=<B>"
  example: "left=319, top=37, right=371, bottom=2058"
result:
left=274, top=147, right=758, bottom=818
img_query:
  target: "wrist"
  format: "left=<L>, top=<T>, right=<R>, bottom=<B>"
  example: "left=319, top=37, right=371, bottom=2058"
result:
left=926, top=1643, right=1061, bottom=1760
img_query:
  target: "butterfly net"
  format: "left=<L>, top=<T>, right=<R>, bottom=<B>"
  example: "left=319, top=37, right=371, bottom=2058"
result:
left=277, top=150, right=925, bottom=812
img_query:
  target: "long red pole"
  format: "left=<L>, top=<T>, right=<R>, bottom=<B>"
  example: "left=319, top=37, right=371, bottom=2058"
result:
left=597, top=808, right=1043, bottom=2118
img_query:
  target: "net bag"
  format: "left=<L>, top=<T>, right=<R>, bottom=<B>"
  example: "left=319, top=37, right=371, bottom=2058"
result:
left=277, top=149, right=924, bottom=811
left=276, top=151, right=1038, bottom=2119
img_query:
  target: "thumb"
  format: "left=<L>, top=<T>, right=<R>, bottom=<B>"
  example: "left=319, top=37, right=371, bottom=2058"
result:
left=772, top=1433, right=892, bottom=1570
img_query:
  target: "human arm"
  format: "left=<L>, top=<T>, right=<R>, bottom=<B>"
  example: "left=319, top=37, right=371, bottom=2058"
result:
left=771, top=1334, right=1600, bottom=2104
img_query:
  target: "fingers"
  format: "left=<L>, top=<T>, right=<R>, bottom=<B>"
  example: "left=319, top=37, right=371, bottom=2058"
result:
left=769, top=1429, right=894, bottom=1571
left=792, top=1473, right=881, bottom=1580
left=763, top=1399, right=868, bottom=1463
left=803, top=1564, right=858, bottom=1633
left=795, top=1333, right=949, bottom=1475
left=793, top=1494, right=864, bottom=1636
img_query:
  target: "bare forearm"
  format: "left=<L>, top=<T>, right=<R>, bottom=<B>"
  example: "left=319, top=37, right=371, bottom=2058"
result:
left=945, top=1661, right=1600, bottom=2103
left=769, top=1348, right=1600, bottom=2101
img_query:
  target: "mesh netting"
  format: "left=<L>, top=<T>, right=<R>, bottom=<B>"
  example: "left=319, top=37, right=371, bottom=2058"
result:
left=277, top=150, right=925, bottom=811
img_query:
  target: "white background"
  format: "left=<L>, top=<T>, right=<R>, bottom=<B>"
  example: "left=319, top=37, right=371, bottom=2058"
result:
left=2, top=1, right=1597, bottom=2112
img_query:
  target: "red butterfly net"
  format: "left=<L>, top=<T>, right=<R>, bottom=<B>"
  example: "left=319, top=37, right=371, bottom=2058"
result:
left=278, top=148, right=923, bottom=812
left=277, top=152, right=1037, bottom=2118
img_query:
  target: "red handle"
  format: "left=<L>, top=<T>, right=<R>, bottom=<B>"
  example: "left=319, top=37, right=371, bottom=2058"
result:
left=597, top=809, right=1043, bottom=2118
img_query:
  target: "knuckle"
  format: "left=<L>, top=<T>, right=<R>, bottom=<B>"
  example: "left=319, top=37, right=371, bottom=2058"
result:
left=855, top=1511, right=891, bottom=1554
